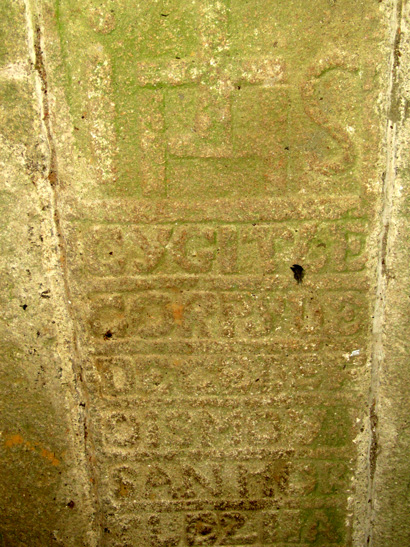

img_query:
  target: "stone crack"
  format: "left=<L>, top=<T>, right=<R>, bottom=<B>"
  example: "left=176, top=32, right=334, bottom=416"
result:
left=23, top=1, right=101, bottom=544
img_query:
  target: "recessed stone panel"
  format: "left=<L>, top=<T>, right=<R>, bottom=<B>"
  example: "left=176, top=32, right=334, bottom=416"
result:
left=47, top=0, right=387, bottom=544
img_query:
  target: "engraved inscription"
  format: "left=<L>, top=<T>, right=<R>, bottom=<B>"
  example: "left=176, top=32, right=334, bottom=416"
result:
left=55, top=0, right=383, bottom=543
left=72, top=221, right=368, bottom=277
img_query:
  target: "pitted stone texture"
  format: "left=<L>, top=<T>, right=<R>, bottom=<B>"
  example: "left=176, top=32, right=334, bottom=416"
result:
left=0, top=1, right=93, bottom=545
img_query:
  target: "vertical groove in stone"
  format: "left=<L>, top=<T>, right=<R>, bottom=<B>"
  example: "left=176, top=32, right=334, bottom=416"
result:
left=23, top=0, right=100, bottom=544
left=366, top=0, right=403, bottom=545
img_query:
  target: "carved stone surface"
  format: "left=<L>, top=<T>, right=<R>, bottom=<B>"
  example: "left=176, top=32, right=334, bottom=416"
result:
left=1, top=0, right=409, bottom=546
left=52, top=1, right=384, bottom=544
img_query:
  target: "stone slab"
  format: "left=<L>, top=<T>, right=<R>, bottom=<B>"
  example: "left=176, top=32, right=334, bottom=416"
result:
left=43, top=0, right=389, bottom=544
left=44, top=0, right=387, bottom=544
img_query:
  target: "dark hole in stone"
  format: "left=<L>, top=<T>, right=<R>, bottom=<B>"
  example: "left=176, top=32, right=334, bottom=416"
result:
left=104, top=330, right=113, bottom=340
left=21, top=304, right=28, bottom=310
left=290, top=264, right=304, bottom=284
left=237, top=85, right=241, bottom=90
left=104, top=528, right=110, bottom=533
left=67, top=501, right=75, bottom=509
left=109, top=251, right=113, bottom=255
left=284, top=146, right=290, bottom=150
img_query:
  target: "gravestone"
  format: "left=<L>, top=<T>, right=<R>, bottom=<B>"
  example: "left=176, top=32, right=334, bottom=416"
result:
left=53, top=1, right=383, bottom=543
left=2, top=0, right=410, bottom=545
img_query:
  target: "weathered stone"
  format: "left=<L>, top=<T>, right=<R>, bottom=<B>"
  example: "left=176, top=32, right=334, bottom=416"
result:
left=1, top=0, right=409, bottom=545
left=362, top=2, right=410, bottom=545
left=0, top=1, right=93, bottom=545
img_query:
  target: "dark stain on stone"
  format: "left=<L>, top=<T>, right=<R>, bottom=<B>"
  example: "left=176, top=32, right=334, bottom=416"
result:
left=369, top=400, right=378, bottom=480
left=34, top=25, right=59, bottom=187
left=48, top=170, right=57, bottom=185
left=381, top=222, right=389, bottom=277
left=389, top=0, right=404, bottom=122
